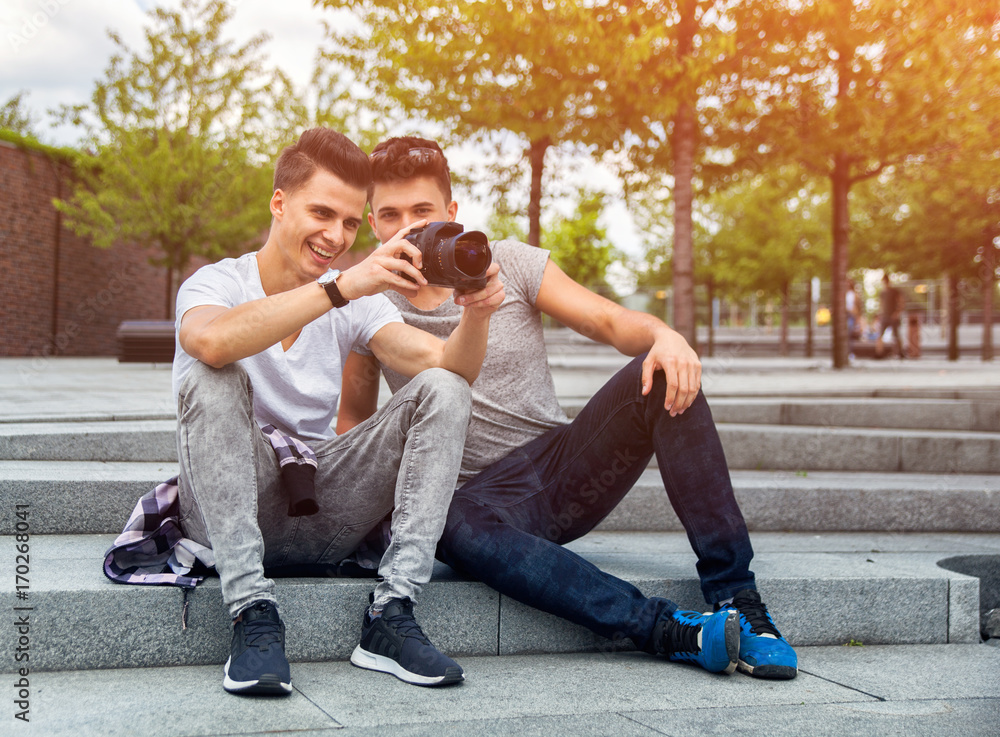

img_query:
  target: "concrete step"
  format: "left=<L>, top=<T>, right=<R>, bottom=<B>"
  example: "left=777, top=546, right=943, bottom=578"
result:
left=563, top=396, right=1000, bottom=432
left=551, top=369, right=1000, bottom=404
left=3, top=416, right=1000, bottom=476
left=716, top=424, right=1000, bottom=474
left=596, top=470, right=1000, bottom=534
left=712, top=397, right=1000, bottom=432
left=5, top=463, right=999, bottom=536
left=0, top=531, right=991, bottom=673
left=0, top=461, right=177, bottom=534
left=0, top=420, right=176, bottom=462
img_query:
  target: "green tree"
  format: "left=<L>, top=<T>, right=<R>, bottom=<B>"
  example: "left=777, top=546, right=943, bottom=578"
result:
left=634, top=165, right=829, bottom=354
left=0, top=91, right=39, bottom=137
left=704, top=169, right=830, bottom=354
left=607, top=0, right=746, bottom=346
left=745, top=0, right=998, bottom=367
left=316, top=0, right=623, bottom=249
left=544, top=189, right=619, bottom=292
left=856, top=150, right=999, bottom=361
left=55, top=0, right=305, bottom=317
left=319, top=0, right=777, bottom=346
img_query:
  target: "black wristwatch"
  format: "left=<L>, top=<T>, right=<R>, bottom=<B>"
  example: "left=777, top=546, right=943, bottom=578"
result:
left=318, top=270, right=348, bottom=308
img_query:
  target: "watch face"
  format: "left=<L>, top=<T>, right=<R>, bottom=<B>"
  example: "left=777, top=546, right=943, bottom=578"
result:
left=319, top=270, right=340, bottom=285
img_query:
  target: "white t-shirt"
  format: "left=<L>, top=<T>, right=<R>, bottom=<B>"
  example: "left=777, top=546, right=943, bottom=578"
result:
left=172, top=252, right=402, bottom=441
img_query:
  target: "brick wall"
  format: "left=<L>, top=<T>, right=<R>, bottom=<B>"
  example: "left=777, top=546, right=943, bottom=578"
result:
left=0, top=141, right=212, bottom=357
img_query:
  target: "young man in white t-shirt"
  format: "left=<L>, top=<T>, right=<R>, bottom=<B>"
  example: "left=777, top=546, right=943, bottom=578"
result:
left=172, top=128, right=504, bottom=694
left=339, top=137, right=799, bottom=681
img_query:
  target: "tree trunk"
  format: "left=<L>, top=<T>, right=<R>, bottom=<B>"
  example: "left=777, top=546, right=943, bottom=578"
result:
left=830, top=153, right=850, bottom=368
left=947, top=271, right=960, bottom=361
left=983, top=240, right=995, bottom=362
left=805, top=278, right=814, bottom=358
left=527, top=136, right=551, bottom=248
left=779, top=281, right=790, bottom=356
left=671, top=0, right=697, bottom=345
left=672, top=100, right=696, bottom=345
left=829, top=21, right=852, bottom=370
left=707, top=279, right=715, bottom=358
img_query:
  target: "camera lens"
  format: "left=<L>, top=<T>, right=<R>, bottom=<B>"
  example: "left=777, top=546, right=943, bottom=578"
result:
left=402, top=222, right=492, bottom=289
left=454, top=239, right=490, bottom=277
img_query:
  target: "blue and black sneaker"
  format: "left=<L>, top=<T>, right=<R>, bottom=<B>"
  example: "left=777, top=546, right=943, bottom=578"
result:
left=350, top=597, right=464, bottom=686
left=655, top=608, right=739, bottom=674
left=720, top=589, right=798, bottom=679
left=223, top=600, right=292, bottom=695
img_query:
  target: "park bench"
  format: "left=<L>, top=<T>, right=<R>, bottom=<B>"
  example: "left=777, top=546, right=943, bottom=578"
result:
left=116, top=320, right=175, bottom=363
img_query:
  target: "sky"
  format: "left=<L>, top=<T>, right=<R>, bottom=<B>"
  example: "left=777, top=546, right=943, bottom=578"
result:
left=0, top=0, right=643, bottom=261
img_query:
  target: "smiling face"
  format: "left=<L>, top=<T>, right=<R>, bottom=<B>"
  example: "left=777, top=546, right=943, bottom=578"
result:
left=268, top=167, right=368, bottom=285
left=368, top=176, right=457, bottom=245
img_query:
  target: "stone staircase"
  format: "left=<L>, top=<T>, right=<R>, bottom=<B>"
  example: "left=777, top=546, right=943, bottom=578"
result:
left=3, top=376, right=999, bottom=676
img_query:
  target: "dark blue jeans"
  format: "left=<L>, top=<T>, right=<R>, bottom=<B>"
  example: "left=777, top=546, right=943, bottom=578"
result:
left=436, top=354, right=755, bottom=652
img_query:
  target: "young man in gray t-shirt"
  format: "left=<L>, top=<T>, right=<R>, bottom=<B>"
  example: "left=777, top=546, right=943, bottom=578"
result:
left=340, top=136, right=798, bottom=681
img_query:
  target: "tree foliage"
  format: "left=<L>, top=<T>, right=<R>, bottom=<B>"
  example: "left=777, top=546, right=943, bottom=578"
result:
left=636, top=164, right=829, bottom=299
left=315, top=0, right=628, bottom=248
left=0, top=91, right=39, bottom=137
left=315, top=0, right=998, bottom=364
left=54, top=0, right=307, bottom=317
left=544, top=189, right=620, bottom=291
left=488, top=187, right=619, bottom=290
left=317, top=0, right=760, bottom=341
left=743, top=0, right=1000, bottom=365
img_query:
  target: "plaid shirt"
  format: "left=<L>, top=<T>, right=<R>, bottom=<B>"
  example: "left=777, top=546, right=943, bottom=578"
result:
left=103, top=424, right=317, bottom=589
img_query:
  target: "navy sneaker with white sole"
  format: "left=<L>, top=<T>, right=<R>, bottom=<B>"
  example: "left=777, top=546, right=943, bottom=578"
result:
left=350, top=597, right=464, bottom=686
left=720, top=589, right=798, bottom=679
left=655, top=608, right=740, bottom=674
left=223, top=600, right=292, bottom=695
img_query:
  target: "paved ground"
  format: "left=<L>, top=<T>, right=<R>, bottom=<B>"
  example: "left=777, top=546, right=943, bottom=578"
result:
left=2, top=341, right=998, bottom=735
left=10, top=645, right=1000, bottom=736
left=3, top=345, right=999, bottom=421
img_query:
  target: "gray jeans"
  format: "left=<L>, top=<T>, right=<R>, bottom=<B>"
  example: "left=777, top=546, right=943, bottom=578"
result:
left=175, top=361, right=471, bottom=617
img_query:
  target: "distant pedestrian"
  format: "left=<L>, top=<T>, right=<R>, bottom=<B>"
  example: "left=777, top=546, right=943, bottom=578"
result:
left=846, top=281, right=861, bottom=346
left=876, top=273, right=905, bottom=358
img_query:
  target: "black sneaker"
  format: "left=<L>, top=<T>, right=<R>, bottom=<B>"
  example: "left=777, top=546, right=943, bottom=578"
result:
left=350, top=597, right=464, bottom=686
left=223, top=600, right=292, bottom=695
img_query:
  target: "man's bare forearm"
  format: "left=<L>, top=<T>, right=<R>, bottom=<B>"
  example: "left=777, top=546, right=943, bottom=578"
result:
left=585, top=301, right=677, bottom=357
left=182, top=282, right=331, bottom=367
left=439, top=310, right=491, bottom=384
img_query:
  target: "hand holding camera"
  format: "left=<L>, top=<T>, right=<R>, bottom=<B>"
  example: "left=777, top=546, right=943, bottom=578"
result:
left=400, top=222, right=493, bottom=290
left=336, top=220, right=499, bottom=307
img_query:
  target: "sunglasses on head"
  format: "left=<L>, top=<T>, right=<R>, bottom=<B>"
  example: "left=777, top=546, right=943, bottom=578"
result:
left=369, top=147, right=442, bottom=163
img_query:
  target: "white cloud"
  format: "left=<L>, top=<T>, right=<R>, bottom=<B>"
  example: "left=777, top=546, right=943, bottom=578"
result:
left=2, top=1, right=148, bottom=124
left=1, top=0, right=325, bottom=143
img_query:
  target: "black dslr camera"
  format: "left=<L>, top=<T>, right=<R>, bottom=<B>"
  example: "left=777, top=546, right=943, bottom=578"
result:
left=401, top=222, right=492, bottom=290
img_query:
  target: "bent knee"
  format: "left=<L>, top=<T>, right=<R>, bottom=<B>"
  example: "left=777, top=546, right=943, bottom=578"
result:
left=410, top=368, right=472, bottom=413
left=178, top=361, right=250, bottom=403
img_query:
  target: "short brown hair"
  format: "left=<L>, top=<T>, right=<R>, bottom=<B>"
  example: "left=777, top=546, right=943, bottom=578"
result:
left=369, top=136, right=452, bottom=202
left=273, top=128, right=372, bottom=195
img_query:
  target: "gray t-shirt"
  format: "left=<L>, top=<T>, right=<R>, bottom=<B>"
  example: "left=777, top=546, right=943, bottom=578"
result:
left=365, top=239, right=569, bottom=484
left=173, top=252, right=402, bottom=441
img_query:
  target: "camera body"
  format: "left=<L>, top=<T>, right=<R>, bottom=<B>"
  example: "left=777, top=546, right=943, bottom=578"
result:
left=401, top=221, right=492, bottom=290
